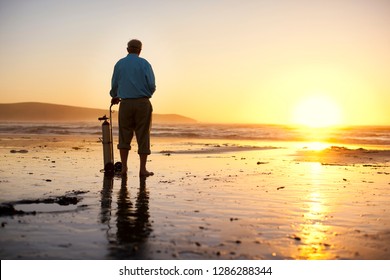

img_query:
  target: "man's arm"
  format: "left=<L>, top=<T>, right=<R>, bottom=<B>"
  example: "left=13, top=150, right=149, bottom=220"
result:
left=110, top=64, right=120, bottom=104
left=110, top=64, right=119, bottom=98
left=145, top=63, right=156, bottom=95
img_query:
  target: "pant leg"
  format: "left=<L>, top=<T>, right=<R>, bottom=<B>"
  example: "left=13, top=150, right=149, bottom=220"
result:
left=134, top=99, right=153, bottom=155
left=117, top=100, right=135, bottom=150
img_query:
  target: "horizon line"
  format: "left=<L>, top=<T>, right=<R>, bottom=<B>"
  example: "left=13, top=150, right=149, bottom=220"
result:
left=1, top=101, right=389, bottom=127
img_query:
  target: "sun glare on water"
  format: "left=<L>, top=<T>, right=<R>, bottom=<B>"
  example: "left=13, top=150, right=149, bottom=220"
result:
left=292, top=95, right=342, bottom=128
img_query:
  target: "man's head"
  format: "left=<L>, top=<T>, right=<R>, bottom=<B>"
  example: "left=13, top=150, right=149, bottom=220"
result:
left=127, top=39, right=142, bottom=55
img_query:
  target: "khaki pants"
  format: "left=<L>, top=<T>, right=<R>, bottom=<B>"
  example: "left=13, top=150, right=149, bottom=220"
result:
left=117, top=98, right=153, bottom=154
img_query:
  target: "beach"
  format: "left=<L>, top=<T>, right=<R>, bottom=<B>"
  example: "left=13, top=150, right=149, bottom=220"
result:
left=1, top=128, right=390, bottom=260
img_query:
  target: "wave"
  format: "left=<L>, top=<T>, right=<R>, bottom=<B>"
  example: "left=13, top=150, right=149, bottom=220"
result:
left=0, top=122, right=101, bottom=136
left=1, top=122, right=389, bottom=146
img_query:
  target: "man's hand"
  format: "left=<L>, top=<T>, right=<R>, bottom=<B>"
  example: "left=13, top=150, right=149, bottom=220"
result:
left=111, top=97, right=121, bottom=105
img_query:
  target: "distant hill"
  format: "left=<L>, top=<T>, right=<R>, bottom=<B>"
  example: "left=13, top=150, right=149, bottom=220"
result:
left=0, top=102, right=197, bottom=124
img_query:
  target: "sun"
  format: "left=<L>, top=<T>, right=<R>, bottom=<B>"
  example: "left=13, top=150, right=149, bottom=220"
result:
left=292, top=95, right=342, bottom=128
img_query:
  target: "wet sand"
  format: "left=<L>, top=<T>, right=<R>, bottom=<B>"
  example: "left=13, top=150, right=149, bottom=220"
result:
left=0, top=135, right=389, bottom=259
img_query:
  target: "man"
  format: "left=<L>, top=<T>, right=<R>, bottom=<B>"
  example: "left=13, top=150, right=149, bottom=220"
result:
left=110, top=39, right=156, bottom=177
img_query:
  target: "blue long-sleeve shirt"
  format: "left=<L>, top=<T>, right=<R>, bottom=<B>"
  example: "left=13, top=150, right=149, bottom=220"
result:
left=110, top=54, right=156, bottom=99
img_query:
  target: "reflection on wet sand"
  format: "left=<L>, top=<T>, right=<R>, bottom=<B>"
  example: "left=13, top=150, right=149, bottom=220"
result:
left=100, top=176, right=152, bottom=259
left=100, top=176, right=113, bottom=225
left=296, top=163, right=332, bottom=259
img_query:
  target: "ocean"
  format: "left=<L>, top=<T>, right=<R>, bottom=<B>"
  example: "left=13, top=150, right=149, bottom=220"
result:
left=1, top=122, right=389, bottom=147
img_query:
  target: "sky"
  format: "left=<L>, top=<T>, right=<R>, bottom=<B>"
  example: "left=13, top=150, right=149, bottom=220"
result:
left=0, top=0, right=389, bottom=125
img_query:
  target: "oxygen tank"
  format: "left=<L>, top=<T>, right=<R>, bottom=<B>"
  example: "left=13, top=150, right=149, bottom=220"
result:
left=99, top=115, right=114, bottom=173
left=98, top=103, right=121, bottom=175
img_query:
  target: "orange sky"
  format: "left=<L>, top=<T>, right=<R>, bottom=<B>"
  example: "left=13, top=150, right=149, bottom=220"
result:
left=0, top=0, right=389, bottom=125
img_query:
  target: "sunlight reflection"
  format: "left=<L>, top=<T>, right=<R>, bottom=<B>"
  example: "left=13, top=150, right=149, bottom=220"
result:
left=296, top=163, right=332, bottom=259
left=304, top=141, right=331, bottom=151
left=295, top=125, right=339, bottom=149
